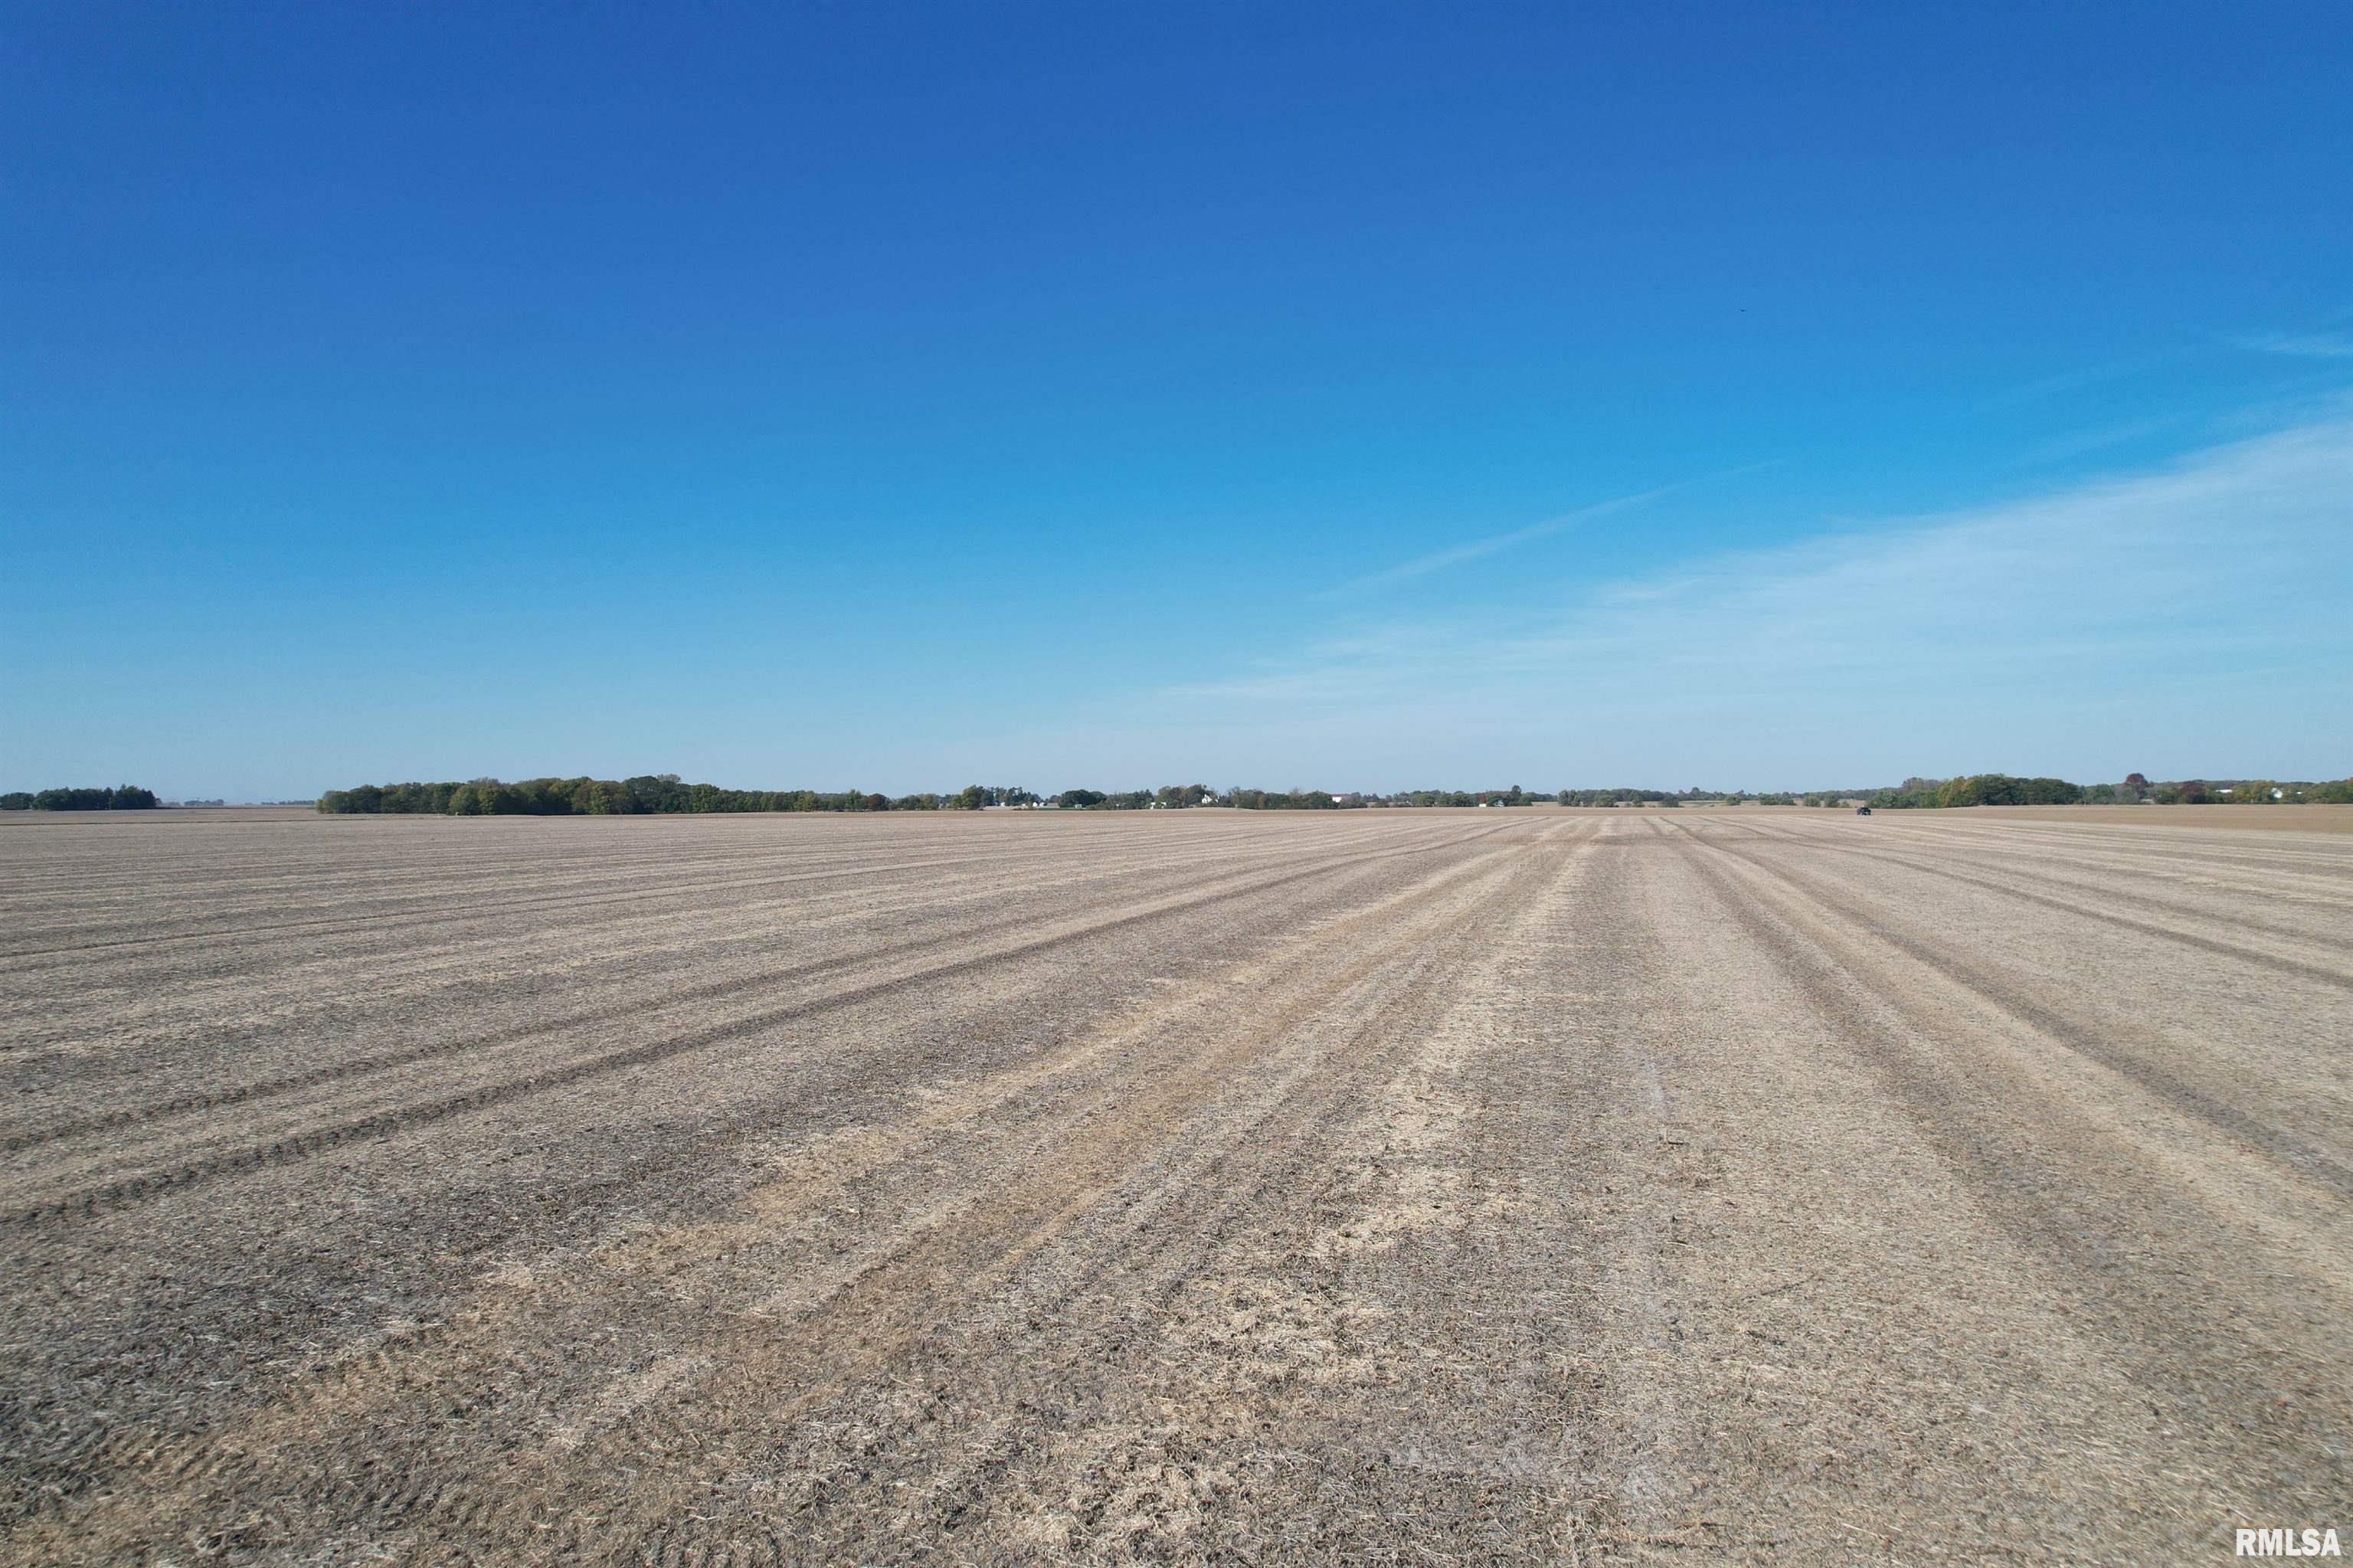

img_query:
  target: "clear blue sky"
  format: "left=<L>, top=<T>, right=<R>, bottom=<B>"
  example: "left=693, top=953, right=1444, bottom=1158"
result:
left=5, top=3, right=2348, bottom=797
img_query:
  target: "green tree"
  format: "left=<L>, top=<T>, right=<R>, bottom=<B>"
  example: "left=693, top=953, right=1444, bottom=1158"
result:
left=33, top=787, right=115, bottom=810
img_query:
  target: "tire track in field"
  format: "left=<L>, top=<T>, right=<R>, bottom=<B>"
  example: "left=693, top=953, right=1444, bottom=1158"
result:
left=0, top=804, right=1298, bottom=899
left=0, top=832, right=1323, bottom=1095
left=1664, top=822, right=2353, bottom=1200
left=2, top=829, right=1578, bottom=1563
left=0, top=818, right=1494, bottom=1134
left=0, top=846, right=1011, bottom=964
left=1726, top=823, right=2353, bottom=987
left=1, top=830, right=1406, bottom=1151
left=0, top=820, right=1384, bottom=999
left=1659, top=824, right=2353, bottom=1524
left=725, top=829, right=1603, bottom=1565
left=601, top=834, right=1586, bottom=1567
left=0, top=819, right=1344, bottom=967
left=1732, top=808, right=2344, bottom=867
left=1779, top=813, right=2353, bottom=919
left=1864, top=813, right=2353, bottom=869
left=0, top=820, right=1527, bottom=1526
left=5, top=820, right=1532, bottom=1225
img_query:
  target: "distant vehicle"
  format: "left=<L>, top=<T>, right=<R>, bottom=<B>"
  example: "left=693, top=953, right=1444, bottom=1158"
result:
left=1855, top=805, right=1872, bottom=815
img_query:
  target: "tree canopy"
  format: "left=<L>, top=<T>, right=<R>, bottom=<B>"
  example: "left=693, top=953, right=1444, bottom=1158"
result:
left=1864, top=774, right=2083, bottom=809
left=0, top=785, right=159, bottom=810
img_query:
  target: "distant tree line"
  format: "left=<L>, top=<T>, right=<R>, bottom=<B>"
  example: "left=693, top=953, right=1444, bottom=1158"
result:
left=1229, top=788, right=1352, bottom=810
left=318, top=776, right=958, bottom=816
left=2116, top=775, right=2353, bottom=805
left=315, top=779, right=1242, bottom=815
left=301, top=771, right=2353, bottom=817
left=1861, top=774, right=2084, bottom=809
left=1554, top=787, right=1682, bottom=807
left=1854, top=774, right=2353, bottom=809
left=0, top=785, right=159, bottom=810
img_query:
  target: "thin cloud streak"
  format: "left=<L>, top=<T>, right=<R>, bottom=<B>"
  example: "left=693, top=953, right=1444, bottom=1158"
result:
left=1972, top=346, right=2198, bottom=411
left=2012, top=411, right=2195, bottom=467
left=1317, top=463, right=1779, bottom=599
left=2233, top=330, right=2353, bottom=360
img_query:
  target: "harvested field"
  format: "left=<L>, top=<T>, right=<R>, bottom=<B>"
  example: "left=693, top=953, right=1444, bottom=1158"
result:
left=2, top=807, right=2348, bottom=1563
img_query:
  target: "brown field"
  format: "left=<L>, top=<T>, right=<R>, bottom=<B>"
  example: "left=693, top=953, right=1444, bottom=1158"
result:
left=2, top=807, right=2348, bottom=1563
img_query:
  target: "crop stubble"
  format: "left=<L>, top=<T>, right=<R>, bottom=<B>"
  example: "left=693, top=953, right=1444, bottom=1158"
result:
left=1, top=808, right=2347, bottom=1563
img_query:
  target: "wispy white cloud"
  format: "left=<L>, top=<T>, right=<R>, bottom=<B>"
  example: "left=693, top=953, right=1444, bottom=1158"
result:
left=2013, top=411, right=2196, bottom=467
left=1318, top=486, right=1669, bottom=597
left=1318, top=463, right=1778, bottom=598
left=1972, top=347, right=2198, bottom=411
left=2232, top=330, right=2353, bottom=360
left=1134, top=417, right=2353, bottom=787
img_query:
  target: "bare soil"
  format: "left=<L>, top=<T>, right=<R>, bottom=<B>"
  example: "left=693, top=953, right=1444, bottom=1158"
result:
left=2, top=809, right=2347, bottom=1563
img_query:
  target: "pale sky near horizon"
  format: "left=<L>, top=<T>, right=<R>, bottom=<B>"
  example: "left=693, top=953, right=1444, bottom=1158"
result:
left=5, top=5, right=2349, bottom=798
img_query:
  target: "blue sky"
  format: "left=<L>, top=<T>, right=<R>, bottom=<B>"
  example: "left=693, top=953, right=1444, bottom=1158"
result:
left=5, top=3, right=2348, bottom=797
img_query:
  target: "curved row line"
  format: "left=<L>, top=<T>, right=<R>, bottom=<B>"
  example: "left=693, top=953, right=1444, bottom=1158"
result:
left=8, top=819, right=1537, bottom=1225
